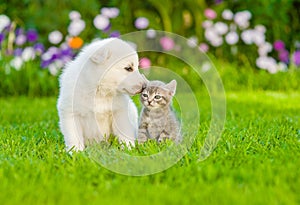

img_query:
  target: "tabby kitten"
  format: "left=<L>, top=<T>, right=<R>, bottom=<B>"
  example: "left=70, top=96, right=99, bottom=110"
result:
left=138, top=80, right=181, bottom=143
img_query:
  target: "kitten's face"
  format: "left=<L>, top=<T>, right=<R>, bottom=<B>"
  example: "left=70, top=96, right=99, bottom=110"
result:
left=140, top=80, right=176, bottom=109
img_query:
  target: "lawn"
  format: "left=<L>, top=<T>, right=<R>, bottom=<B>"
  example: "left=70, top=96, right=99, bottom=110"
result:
left=0, top=90, right=299, bottom=205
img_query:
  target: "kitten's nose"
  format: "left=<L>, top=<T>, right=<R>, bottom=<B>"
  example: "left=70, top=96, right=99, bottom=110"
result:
left=148, top=101, right=151, bottom=105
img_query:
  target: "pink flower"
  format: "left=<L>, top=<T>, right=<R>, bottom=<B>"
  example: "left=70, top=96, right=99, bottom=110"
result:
left=273, top=40, right=285, bottom=51
left=199, top=43, right=209, bottom=52
left=160, top=36, right=175, bottom=51
left=204, top=8, right=217, bottom=20
left=139, top=57, right=151, bottom=69
left=293, top=51, right=300, bottom=66
left=278, top=49, right=289, bottom=63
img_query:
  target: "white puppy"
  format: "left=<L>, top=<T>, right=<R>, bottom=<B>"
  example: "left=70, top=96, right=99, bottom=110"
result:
left=57, top=38, right=146, bottom=151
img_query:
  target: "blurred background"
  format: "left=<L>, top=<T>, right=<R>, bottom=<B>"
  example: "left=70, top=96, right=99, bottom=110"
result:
left=0, top=0, right=299, bottom=96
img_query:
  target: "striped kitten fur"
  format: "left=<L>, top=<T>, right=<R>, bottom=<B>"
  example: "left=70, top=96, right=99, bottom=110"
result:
left=138, top=80, right=181, bottom=143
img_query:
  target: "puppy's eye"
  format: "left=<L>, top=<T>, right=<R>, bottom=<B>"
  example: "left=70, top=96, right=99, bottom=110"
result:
left=142, top=93, right=148, bottom=98
left=124, top=66, right=133, bottom=72
left=154, top=95, right=161, bottom=99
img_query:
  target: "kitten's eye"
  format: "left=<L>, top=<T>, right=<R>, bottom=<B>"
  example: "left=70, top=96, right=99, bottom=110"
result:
left=124, top=66, right=133, bottom=72
left=154, top=95, right=161, bottom=99
left=142, top=93, right=148, bottom=98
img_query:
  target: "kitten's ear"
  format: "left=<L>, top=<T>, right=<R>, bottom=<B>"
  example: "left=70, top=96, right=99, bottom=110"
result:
left=91, top=48, right=111, bottom=64
left=165, top=80, right=177, bottom=96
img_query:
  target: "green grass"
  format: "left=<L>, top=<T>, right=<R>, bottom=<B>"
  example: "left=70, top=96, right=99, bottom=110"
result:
left=0, top=91, right=299, bottom=205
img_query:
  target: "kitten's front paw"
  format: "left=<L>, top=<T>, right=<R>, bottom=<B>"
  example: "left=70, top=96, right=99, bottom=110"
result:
left=137, top=132, right=148, bottom=143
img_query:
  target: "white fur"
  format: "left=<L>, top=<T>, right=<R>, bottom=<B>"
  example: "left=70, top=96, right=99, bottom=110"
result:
left=57, top=38, right=146, bottom=151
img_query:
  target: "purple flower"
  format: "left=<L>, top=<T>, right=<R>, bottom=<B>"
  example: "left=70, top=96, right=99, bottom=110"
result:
left=293, top=50, right=300, bottom=66
left=14, top=48, right=23, bottom=56
left=15, top=28, right=24, bottom=36
left=273, top=40, right=285, bottom=51
left=134, top=17, right=149, bottom=29
left=26, top=29, right=38, bottom=42
left=160, top=36, right=175, bottom=51
left=41, top=60, right=51, bottom=68
left=102, top=23, right=111, bottom=33
left=34, top=43, right=45, bottom=54
left=0, top=33, right=4, bottom=43
left=109, top=31, right=120, bottom=38
left=278, top=49, right=289, bottom=63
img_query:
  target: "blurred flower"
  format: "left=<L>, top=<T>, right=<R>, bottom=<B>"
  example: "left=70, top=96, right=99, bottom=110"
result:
left=160, top=36, right=175, bottom=51
left=199, top=43, right=209, bottom=52
left=14, top=48, right=23, bottom=56
left=0, top=14, right=10, bottom=32
left=69, top=11, right=81, bottom=20
left=15, top=34, right=26, bottom=46
left=34, top=43, right=45, bottom=55
left=293, top=50, right=300, bottom=66
left=0, top=33, right=4, bottom=43
left=205, top=27, right=218, bottom=41
left=252, top=30, right=265, bottom=46
left=68, top=19, right=85, bottom=36
left=109, top=31, right=120, bottom=38
left=202, top=62, right=211, bottom=72
left=93, top=15, right=110, bottom=30
left=68, top=36, right=83, bottom=49
left=187, top=36, right=198, bottom=48
left=222, top=9, right=233, bottom=20
left=146, top=29, right=156, bottom=38
left=258, top=42, right=272, bottom=56
left=256, top=56, right=278, bottom=73
left=15, top=28, right=24, bottom=36
left=139, top=57, right=151, bottom=69
left=225, top=31, right=239, bottom=45
left=48, top=30, right=63, bottom=44
left=234, top=11, right=251, bottom=29
left=26, top=29, right=38, bottom=42
left=101, top=7, right=120, bottom=18
left=48, top=60, right=64, bottom=75
left=10, top=56, right=23, bottom=70
left=204, top=8, right=217, bottom=19
left=135, top=17, right=149, bottom=29
left=241, top=29, right=254, bottom=44
left=277, top=62, right=287, bottom=71
left=22, top=47, right=36, bottom=61
left=210, top=36, right=223, bottom=47
left=273, top=40, right=285, bottom=51
left=202, top=20, right=213, bottom=29
left=214, top=22, right=228, bottom=35
left=278, top=49, right=289, bottom=63
left=255, top=25, right=266, bottom=33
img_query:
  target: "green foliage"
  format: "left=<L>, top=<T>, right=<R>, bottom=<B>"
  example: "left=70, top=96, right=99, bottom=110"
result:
left=0, top=92, right=299, bottom=204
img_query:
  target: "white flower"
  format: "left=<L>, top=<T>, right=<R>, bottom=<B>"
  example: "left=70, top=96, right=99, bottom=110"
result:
left=146, top=29, right=156, bottom=38
left=222, top=9, right=234, bottom=20
left=93, top=15, right=110, bottom=30
left=187, top=36, right=198, bottom=48
left=252, top=30, right=265, bottom=46
left=48, top=60, right=63, bottom=76
left=101, top=7, right=120, bottom=18
left=202, top=62, right=211, bottom=72
left=68, top=19, right=86, bottom=36
left=135, top=17, right=149, bottom=29
left=258, top=42, right=272, bottom=56
left=22, top=47, right=36, bottom=61
left=255, top=25, right=266, bottom=33
left=234, top=11, right=251, bottom=29
left=277, top=62, right=287, bottom=71
left=10, top=57, right=23, bottom=70
left=241, top=30, right=254, bottom=44
left=205, top=27, right=218, bottom=41
left=210, top=36, right=223, bottom=47
left=202, top=20, right=213, bottom=28
left=214, top=22, right=228, bottom=35
left=0, top=14, right=10, bottom=32
left=256, top=56, right=277, bottom=73
left=48, top=30, right=63, bottom=44
left=225, top=31, right=239, bottom=45
left=69, top=11, right=81, bottom=20
left=15, top=34, right=26, bottom=46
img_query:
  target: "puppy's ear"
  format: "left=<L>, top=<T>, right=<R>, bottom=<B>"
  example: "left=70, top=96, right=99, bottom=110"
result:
left=91, top=48, right=111, bottom=64
left=165, top=80, right=177, bottom=96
